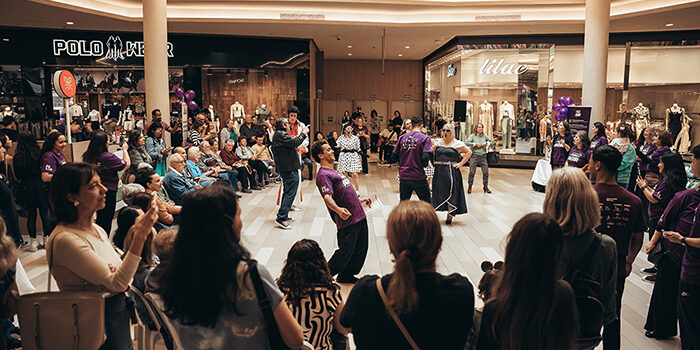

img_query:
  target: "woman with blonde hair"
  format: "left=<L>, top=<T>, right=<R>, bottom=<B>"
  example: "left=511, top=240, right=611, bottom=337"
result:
left=339, top=200, right=474, bottom=349
left=543, top=167, right=618, bottom=350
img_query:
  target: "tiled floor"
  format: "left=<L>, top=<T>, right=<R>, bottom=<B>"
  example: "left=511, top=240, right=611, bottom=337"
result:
left=16, top=158, right=681, bottom=350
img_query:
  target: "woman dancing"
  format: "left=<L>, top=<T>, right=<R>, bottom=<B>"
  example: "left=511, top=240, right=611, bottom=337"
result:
left=432, top=123, right=472, bottom=224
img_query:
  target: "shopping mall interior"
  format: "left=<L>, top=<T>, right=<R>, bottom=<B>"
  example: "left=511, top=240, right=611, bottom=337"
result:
left=1, top=0, right=700, bottom=349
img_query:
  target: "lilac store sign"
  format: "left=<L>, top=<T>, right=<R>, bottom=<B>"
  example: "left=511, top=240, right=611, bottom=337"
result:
left=479, top=58, right=528, bottom=75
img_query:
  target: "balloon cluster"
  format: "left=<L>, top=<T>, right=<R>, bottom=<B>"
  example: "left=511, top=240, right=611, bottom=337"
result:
left=552, top=96, right=574, bottom=121
left=175, top=88, right=198, bottom=111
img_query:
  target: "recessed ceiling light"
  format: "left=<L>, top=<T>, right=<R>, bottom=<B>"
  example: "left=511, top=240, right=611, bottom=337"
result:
left=66, top=21, right=74, bottom=25
left=1, top=38, right=9, bottom=42
left=347, top=45, right=352, bottom=48
left=348, top=53, right=352, bottom=56
left=666, top=23, right=674, bottom=27
left=405, top=46, right=410, bottom=49
left=398, top=54, right=403, bottom=57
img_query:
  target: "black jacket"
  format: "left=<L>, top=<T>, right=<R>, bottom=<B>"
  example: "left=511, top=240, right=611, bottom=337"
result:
left=271, top=130, right=307, bottom=173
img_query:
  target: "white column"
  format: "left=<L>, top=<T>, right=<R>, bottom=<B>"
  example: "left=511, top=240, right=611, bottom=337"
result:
left=581, top=0, right=611, bottom=133
left=143, top=0, right=170, bottom=135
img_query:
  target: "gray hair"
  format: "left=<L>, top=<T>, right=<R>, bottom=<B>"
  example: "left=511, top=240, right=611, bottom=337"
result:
left=187, top=146, right=200, bottom=159
left=154, top=225, right=178, bottom=261
left=167, top=153, right=184, bottom=170
left=225, top=139, right=236, bottom=146
left=121, top=184, right=145, bottom=205
left=137, top=162, right=153, bottom=172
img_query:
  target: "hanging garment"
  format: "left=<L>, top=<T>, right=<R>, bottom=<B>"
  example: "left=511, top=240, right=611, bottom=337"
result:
left=674, top=121, right=691, bottom=154
left=478, top=103, right=494, bottom=137
left=230, top=102, right=245, bottom=120
left=668, top=110, right=683, bottom=142
left=501, top=117, right=512, bottom=150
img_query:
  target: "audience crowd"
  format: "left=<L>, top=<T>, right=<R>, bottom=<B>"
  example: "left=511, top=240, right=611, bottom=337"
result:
left=0, top=108, right=699, bottom=350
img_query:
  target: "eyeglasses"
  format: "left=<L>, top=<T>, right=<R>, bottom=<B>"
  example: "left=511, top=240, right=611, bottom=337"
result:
left=442, top=129, right=451, bottom=133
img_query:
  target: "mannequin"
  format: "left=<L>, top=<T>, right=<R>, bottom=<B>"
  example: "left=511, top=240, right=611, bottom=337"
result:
left=632, top=103, right=650, bottom=138
left=674, top=113, right=692, bottom=154
left=230, top=101, right=245, bottom=124
left=119, top=107, right=134, bottom=131
left=80, top=101, right=89, bottom=117
left=538, top=115, right=552, bottom=156
left=88, top=109, right=101, bottom=124
left=666, top=103, right=686, bottom=142
left=499, top=101, right=515, bottom=149
left=256, top=104, right=271, bottom=125
left=478, top=101, right=494, bottom=137
left=208, top=105, right=220, bottom=134
left=69, top=99, right=83, bottom=117
left=459, top=101, right=474, bottom=141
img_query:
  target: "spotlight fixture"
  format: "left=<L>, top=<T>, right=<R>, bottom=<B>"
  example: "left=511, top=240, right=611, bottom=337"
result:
left=405, top=46, right=410, bottom=49
left=347, top=45, right=352, bottom=48
left=348, top=53, right=352, bottom=56
left=66, top=21, right=74, bottom=25
left=398, top=54, right=403, bottom=57
left=1, top=38, right=9, bottom=42
left=665, top=23, right=674, bottom=27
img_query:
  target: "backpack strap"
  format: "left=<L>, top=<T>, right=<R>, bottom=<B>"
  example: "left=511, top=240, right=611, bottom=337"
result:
left=578, top=234, right=602, bottom=269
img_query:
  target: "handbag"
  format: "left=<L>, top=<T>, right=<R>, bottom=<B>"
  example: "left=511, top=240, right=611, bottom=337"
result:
left=644, top=172, right=660, bottom=188
left=15, top=232, right=106, bottom=350
left=486, top=151, right=500, bottom=164
left=375, top=278, right=420, bottom=350
left=647, top=240, right=666, bottom=265
left=249, top=260, right=292, bottom=350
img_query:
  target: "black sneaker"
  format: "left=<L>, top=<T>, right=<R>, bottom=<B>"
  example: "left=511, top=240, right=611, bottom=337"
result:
left=643, top=275, right=657, bottom=283
left=337, top=275, right=359, bottom=284
left=641, top=267, right=658, bottom=275
left=275, top=220, right=291, bottom=230
left=251, top=186, right=262, bottom=191
left=241, top=188, right=252, bottom=193
left=284, top=217, right=295, bottom=222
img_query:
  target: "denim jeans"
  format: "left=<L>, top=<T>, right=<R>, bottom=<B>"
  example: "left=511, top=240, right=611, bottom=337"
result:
left=222, top=169, right=239, bottom=191
left=277, top=170, right=300, bottom=222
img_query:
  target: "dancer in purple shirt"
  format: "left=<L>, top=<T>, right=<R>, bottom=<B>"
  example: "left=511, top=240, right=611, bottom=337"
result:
left=392, top=116, right=433, bottom=202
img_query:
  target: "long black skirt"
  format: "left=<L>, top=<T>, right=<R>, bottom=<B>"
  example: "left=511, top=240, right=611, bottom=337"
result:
left=432, top=164, right=468, bottom=216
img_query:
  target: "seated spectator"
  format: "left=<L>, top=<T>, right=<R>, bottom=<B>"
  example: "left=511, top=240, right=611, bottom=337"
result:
left=46, top=163, right=157, bottom=349
left=378, top=124, right=398, bottom=164
left=112, top=206, right=142, bottom=251
left=145, top=225, right=178, bottom=293
left=155, top=185, right=303, bottom=349
left=186, top=147, right=217, bottom=186
left=220, top=139, right=259, bottom=193
left=477, top=213, right=578, bottom=350
left=544, top=167, right=618, bottom=349
left=277, top=239, right=349, bottom=349
left=340, top=200, right=474, bottom=349
left=126, top=129, right=152, bottom=183
left=251, top=136, right=277, bottom=179
left=199, top=141, right=241, bottom=194
left=163, top=153, right=197, bottom=205
left=236, top=138, right=269, bottom=188
left=464, top=261, right=502, bottom=350
left=220, top=118, right=238, bottom=147
left=239, top=115, right=262, bottom=145
left=121, top=183, right=145, bottom=206
left=135, top=169, right=180, bottom=224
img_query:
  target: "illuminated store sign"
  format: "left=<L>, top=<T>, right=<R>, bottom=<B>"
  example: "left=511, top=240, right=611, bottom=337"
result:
left=479, top=58, right=528, bottom=75
left=52, top=36, right=174, bottom=61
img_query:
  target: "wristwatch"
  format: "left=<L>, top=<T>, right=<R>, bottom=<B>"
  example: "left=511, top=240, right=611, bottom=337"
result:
left=681, top=237, right=687, bottom=247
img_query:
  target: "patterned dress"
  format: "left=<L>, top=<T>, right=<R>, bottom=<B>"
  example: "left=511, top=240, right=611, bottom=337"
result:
left=285, top=288, right=343, bottom=350
left=337, top=134, right=362, bottom=173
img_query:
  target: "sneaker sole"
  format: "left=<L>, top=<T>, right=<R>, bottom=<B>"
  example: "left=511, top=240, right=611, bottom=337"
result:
left=275, top=221, right=291, bottom=230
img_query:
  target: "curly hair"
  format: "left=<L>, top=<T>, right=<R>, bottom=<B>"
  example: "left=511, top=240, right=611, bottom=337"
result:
left=277, top=239, right=338, bottom=306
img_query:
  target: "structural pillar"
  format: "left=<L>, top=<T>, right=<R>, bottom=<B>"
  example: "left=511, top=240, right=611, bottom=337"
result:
left=581, top=0, right=611, bottom=133
left=143, top=0, right=170, bottom=139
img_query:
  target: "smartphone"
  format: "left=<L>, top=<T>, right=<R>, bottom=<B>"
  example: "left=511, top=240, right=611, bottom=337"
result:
left=151, top=191, right=158, bottom=209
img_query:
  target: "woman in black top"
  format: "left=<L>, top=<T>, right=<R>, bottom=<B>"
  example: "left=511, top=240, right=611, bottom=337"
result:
left=13, top=133, right=51, bottom=251
left=477, top=213, right=577, bottom=350
left=340, top=200, right=474, bottom=349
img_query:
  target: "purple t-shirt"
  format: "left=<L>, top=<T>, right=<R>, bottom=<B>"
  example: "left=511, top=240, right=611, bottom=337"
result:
left=566, top=148, right=591, bottom=168
left=393, top=131, right=432, bottom=181
left=682, top=202, right=700, bottom=286
left=594, top=183, right=646, bottom=278
left=550, top=135, right=572, bottom=166
left=316, top=167, right=366, bottom=229
left=40, top=151, right=66, bottom=177
left=657, top=189, right=700, bottom=265
left=590, top=136, right=608, bottom=150
left=97, top=153, right=127, bottom=191
left=649, top=179, right=676, bottom=224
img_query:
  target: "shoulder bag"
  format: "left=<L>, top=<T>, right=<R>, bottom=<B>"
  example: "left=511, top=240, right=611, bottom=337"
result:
left=249, top=260, right=292, bottom=350
left=14, top=232, right=106, bottom=350
left=375, top=278, right=420, bottom=350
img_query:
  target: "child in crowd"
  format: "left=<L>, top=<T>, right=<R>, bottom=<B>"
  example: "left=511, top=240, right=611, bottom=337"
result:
left=465, top=260, right=503, bottom=350
left=277, top=239, right=349, bottom=350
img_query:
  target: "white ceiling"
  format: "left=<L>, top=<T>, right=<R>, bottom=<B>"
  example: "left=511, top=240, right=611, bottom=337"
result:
left=1, top=0, right=699, bottom=60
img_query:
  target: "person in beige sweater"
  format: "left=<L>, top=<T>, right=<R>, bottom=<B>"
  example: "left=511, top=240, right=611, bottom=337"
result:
left=47, top=162, right=157, bottom=350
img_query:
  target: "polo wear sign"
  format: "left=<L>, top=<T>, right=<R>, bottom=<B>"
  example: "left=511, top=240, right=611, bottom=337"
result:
left=53, top=70, right=76, bottom=98
left=52, top=36, right=174, bottom=62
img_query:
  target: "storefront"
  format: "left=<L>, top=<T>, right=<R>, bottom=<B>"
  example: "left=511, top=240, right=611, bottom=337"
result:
left=0, top=27, right=312, bottom=143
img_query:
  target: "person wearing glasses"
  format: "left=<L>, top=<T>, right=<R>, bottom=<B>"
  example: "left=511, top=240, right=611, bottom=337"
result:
left=432, top=123, right=472, bottom=224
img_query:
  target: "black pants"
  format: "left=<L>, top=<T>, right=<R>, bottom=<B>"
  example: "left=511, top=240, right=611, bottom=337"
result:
left=26, top=205, right=51, bottom=239
left=250, top=159, right=269, bottom=184
left=370, top=134, right=379, bottom=153
left=381, top=146, right=394, bottom=163
left=399, top=179, right=431, bottom=203
left=645, top=255, right=681, bottom=338
left=603, top=277, right=626, bottom=350
left=678, top=280, right=700, bottom=350
left=236, top=165, right=257, bottom=189
left=328, top=219, right=369, bottom=278
left=100, top=293, right=134, bottom=350
left=96, top=189, right=117, bottom=235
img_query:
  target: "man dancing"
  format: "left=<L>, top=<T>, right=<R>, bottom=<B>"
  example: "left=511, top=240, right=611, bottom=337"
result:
left=311, top=140, right=370, bottom=284
left=271, top=114, right=308, bottom=229
left=393, top=116, right=433, bottom=202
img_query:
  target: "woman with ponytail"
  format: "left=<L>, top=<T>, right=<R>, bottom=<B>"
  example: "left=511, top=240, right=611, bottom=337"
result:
left=339, top=200, right=474, bottom=349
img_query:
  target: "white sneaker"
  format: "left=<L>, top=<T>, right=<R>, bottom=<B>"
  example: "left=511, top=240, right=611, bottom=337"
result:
left=28, top=238, right=38, bottom=252
left=290, top=205, right=302, bottom=212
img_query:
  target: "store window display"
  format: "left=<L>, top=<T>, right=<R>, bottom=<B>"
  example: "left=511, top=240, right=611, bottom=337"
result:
left=459, top=101, right=474, bottom=141
left=499, top=101, right=515, bottom=150
left=478, top=101, right=494, bottom=138
left=230, top=101, right=245, bottom=126
left=632, top=103, right=650, bottom=139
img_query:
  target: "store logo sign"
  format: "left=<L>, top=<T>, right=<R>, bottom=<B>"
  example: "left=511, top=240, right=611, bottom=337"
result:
left=479, top=58, right=528, bottom=75
left=447, top=63, right=457, bottom=77
left=52, top=37, right=174, bottom=61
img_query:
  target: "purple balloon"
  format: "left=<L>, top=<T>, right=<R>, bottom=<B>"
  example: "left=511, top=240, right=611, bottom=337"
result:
left=554, top=112, right=563, bottom=121
left=565, top=97, right=574, bottom=106
left=553, top=103, right=563, bottom=111
left=175, top=88, right=185, bottom=99
left=185, top=90, right=196, bottom=102
left=187, top=100, right=198, bottom=111
left=559, top=106, right=569, bottom=117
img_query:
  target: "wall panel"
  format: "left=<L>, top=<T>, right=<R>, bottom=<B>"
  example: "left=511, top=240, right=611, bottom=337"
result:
left=323, top=60, right=423, bottom=102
